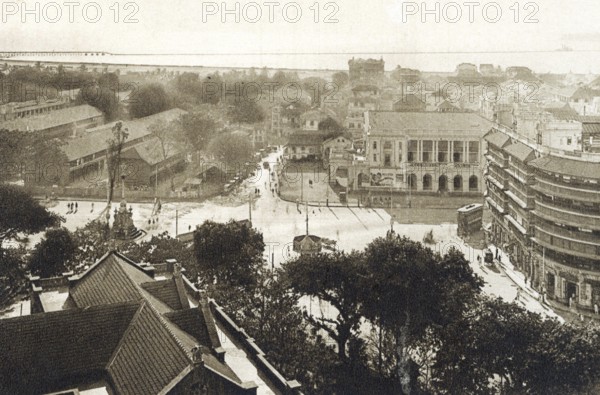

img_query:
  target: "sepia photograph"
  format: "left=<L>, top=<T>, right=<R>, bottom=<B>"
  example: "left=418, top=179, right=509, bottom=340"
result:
left=1, top=0, right=600, bottom=394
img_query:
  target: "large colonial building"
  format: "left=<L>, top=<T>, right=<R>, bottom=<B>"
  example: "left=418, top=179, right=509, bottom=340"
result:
left=355, top=111, right=493, bottom=194
left=484, top=123, right=600, bottom=312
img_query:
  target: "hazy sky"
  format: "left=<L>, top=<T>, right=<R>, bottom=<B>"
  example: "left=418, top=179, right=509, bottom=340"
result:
left=2, top=0, right=598, bottom=52
left=2, top=0, right=600, bottom=70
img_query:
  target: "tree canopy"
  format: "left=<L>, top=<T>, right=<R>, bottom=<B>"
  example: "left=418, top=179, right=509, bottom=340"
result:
left=129, top=83, right=170, bottom=118
left=0, top=185, right=62, bottom=244
left=207, top=132, right=253, bottom=167
left=194, top=220, right=264, bottom=287
left=29, top=227, right=76, bottom=278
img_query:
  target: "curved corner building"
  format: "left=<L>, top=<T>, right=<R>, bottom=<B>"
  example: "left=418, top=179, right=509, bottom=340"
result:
left=484, top=124, right=600, bottom=311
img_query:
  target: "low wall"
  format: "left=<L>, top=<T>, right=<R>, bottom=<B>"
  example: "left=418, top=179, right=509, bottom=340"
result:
left=208, top=300, right=302, bottom=395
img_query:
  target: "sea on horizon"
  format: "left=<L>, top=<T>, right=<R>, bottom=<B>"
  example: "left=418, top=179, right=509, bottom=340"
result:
left=2, top=50, right=600, bottom=75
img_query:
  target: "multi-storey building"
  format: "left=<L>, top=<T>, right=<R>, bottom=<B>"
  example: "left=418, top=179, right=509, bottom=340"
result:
left=348, top=58, right=385, bottom=87
left=484, top=124, right=600, bottom=312
left=355, top=111, right=493, bottom=194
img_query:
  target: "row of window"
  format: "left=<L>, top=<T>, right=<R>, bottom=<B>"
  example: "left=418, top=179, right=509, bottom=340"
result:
left=372, top=140, right=480, bottom=164
left=398, top=174, right=479, bottom=191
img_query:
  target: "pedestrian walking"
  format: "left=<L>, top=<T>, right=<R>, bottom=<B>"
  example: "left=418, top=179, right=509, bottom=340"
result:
left=188, top=225, right=192, bottom=231
left=75, top=202, right=78, bottom=210
left=91, top=202, right=94, bottom=212
left=594, top=303, right=598, bottom=315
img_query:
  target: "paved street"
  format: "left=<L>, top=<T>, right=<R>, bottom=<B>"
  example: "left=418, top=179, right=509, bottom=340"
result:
left=31, top=149, right=558, bottom=324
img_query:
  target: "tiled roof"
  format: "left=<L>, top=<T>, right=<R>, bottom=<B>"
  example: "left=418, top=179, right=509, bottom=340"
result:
left=107, top=302, right=192, bottom=395
left=0, top=301, right=139, bottom=394
left=287, top=131, right=327, bottom=146
left=583, top=123, right=600, bottom=136
left=62, top=108, right=187, bottom=161
left=529, top=155, right=600, bottom=180
left=504, top=142, right=536, bottom=163
left=3, top=251, right=256, bottom=394
left=0, top=104, right=103, bottom=132
left=70, top=253, right=150, bottom=307
left=484, top=130, right=511, bottom=148
left=437, top=100, right=459, bottom=110
left=367, top=111, right=493, bottom=132
left=141, top=279, right=184, bottom=311
left=165, top=308, right=213, bottom=349
left=393, top=94, right=425, bottom=107
left=120, top=136, right=182, bottom=166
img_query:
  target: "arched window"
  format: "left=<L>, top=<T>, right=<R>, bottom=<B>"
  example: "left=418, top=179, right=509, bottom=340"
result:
left=453, top=175, right=463, bottom=191
left=439, top=175, right=448, bottom=191
left=423, top=174, right=432, bottom=191
left=469, top=175, right=478, bottom=191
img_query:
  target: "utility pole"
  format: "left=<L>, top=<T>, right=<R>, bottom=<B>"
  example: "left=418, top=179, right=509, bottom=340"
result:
left=301, top=168, right=304, bottom=202
left=305, top=201, right=309, bottom=235
left=175, top=208, right=178, bottom=237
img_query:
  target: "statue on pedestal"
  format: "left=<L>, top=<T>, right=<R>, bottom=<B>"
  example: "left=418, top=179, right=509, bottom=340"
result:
left=112, top=200, right=137, bottom=239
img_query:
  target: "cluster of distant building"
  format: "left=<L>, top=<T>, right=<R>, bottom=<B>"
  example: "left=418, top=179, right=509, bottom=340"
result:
left=272, top=57, right=600, bottom=315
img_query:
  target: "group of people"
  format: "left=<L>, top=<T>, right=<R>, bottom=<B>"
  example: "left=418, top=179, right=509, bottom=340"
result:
left=147, top=216, right=160, bottom=229
left=66, top=201, right=79, bottom=214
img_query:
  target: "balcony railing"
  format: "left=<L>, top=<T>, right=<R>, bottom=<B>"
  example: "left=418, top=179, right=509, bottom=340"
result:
left=534, top=201, right=600, bottom=231
left=533, top=227, right=600, bottom=260
left=533, top=177, right=600, bottom=203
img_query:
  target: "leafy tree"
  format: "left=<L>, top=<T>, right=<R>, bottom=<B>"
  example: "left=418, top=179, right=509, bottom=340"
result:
left=148, top=119, right=182, bottom=191
left=29, top=227, right=76, bottom=278
left=77, top=84, right=119, bottom=121
left=301, top=77, right=328, bottom=106
left=122, top=231, right=196, bottom=276
left=331, top=71, right=349, bottom=89
left=226, top=99, right=264, bottom=124
left=97, top=72, right=119, bottom=90
left=129, top=83, right=170, bottom=118
left=177, top=111, right=219, bottom=151
left=0, top=130, right=69, bottom=185
left=432, top=296, right=600, bottom=395
left=0, top=246, right=27, bottom=299
left=106, top=122, right=129, bottom=204
left=207, top=132, right=253, bottom=167
left=0, top=185, right=61, bottom=245
left=194, top=220, right=264, bottom=287
left=360, top=236, right=482, bottom=394
left=283, top=251, right=367, bottom=361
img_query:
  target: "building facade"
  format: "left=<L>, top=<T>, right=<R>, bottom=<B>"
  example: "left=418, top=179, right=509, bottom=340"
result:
left=355, top=111, right=493, bottom=194
left=484, top=125, right=600, bottom=312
